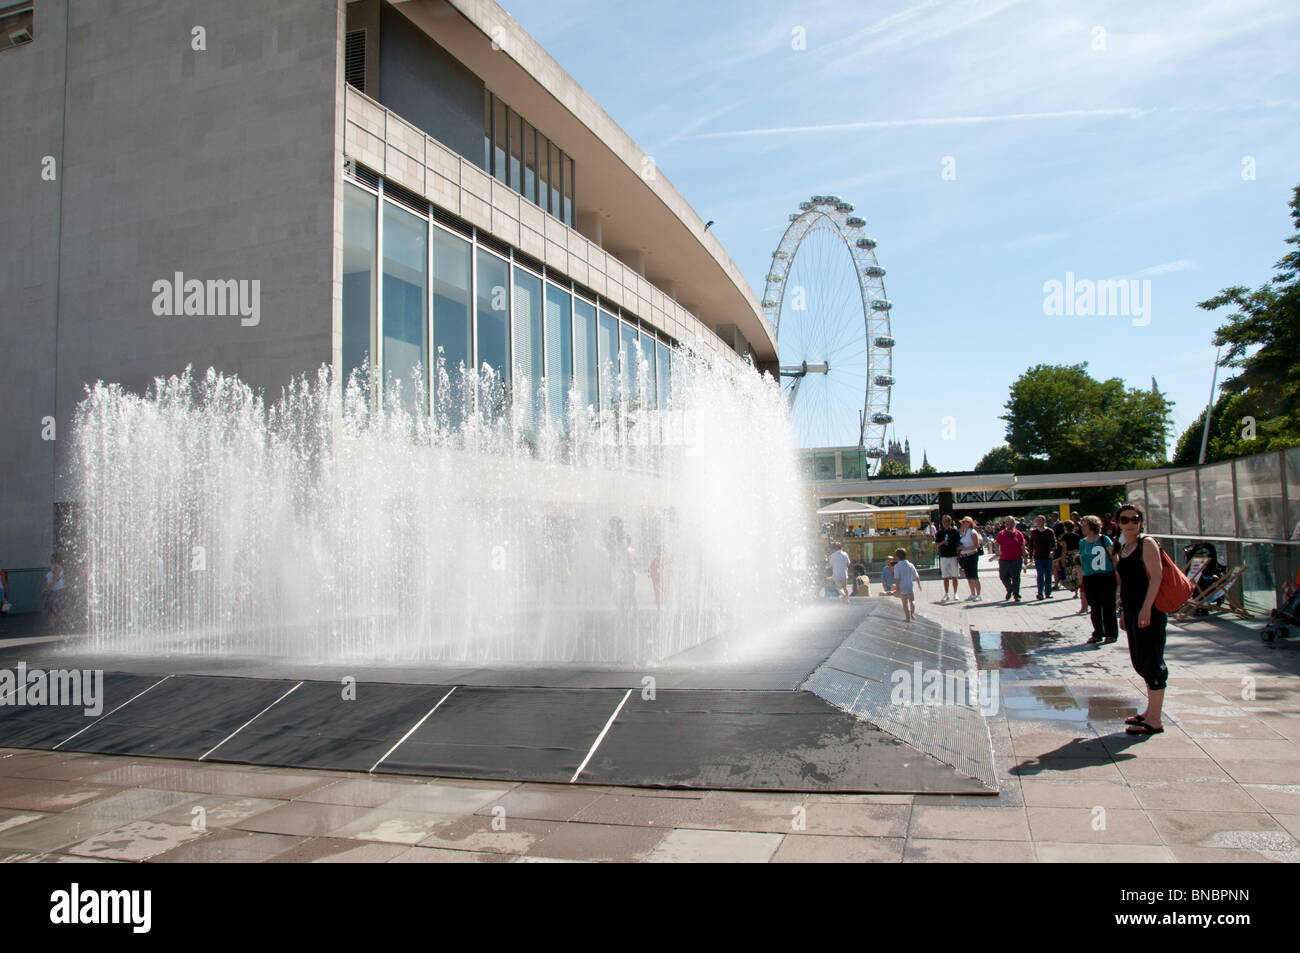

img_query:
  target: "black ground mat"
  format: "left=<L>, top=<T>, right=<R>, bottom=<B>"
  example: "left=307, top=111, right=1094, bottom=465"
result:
left=581, top=689, right=989, bottom=793
left=210, top=680, right=450, bottom=772
left=379, top=686, right=625, bottom=783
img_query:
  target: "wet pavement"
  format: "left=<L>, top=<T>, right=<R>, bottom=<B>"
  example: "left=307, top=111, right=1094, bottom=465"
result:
left=1, top=579, right=1299, bottom=862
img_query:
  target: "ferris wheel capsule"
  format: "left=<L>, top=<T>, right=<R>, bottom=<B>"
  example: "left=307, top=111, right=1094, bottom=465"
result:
left=845, top=216, right=866, bottom=228
left=871, top=298, right=893, bottom=311
left=863, top=265, right=886, bottom=278
left=856, top=237, right=877, bottom=249
left=874, top=336, right=895, bottom=348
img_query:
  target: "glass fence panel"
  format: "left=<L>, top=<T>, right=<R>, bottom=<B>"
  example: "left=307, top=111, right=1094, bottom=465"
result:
left=1236, top=452, right=1283, bottom=539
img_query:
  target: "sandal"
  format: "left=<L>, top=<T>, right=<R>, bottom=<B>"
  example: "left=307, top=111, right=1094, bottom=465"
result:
left=1124, top=714, right=1146, bottom=726
left=1086, top=634, right=1104, bottom=644
left=1126, top=723, right=1164, bottom=735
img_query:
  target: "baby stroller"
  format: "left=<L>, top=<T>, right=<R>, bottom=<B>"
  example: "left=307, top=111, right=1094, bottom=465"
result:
left=1261, top=588, right=1299, bottom=642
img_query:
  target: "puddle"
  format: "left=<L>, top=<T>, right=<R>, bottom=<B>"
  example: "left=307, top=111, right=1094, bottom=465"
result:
left=972, top=630, right=1137, bottom=725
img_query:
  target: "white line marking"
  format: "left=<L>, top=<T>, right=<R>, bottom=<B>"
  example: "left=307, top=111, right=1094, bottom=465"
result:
left=199, top=681, right=303, bottom=761
left=53, top=674, right=173, bottom=750
left=570, top=689, right=632, bottom=784
left=369, top=686, right=456, bottom=774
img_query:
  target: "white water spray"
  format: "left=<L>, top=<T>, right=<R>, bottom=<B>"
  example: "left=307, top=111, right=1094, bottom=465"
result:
left=70, top=351, right=812, bottom=665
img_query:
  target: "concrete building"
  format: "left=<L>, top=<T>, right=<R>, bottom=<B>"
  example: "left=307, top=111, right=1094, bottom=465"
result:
left=0, top=0, right=777, bottom=595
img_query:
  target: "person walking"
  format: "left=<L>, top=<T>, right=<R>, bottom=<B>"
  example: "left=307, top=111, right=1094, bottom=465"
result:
left=42, top=553, right=67, bottom=631
left=958, top=517, right=983, bottom=601
left=1059, top=520, right=1085, bottom=612
left=1028, top=515, right=1057, bottom=600
left=891, top=547, right=921, bottom=621
left=994, top=516, right=1026, bottom=602
left=828, top=542, right=852, bottom=603
left=935, top=514, right=961, bottom=602
left=1113, top=504, right=1167, bottom=735
left=1079, top=515, right=1118, bottom=645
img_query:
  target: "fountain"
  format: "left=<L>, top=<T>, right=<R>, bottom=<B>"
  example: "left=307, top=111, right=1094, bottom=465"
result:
left=68, top=349, right=812, bottom=666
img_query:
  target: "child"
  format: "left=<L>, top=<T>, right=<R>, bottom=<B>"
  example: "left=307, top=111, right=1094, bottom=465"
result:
left=892, top=547, right=921, bottom=622
left=878, top=556, right=897, bottom=595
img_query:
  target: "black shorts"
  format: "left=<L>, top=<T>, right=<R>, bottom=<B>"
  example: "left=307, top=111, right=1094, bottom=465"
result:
left=959, top=553, right=980, bottom=580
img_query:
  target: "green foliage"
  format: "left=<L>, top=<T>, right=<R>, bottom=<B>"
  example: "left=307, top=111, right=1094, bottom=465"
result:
left=916, top=461, right=938, bottom=475
left=1172, top=392, right=1258, bottom=466
left=975, top=445, right=1020, bottom=473
left=1193, top=183, right=1300, bottom=458
left=1001, top=363, right=1172, bottom=471
left=877, top=459, right=910, bottom=478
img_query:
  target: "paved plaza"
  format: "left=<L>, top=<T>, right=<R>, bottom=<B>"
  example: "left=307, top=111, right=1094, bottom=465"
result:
left=1, top=574, right=1298, bottom=863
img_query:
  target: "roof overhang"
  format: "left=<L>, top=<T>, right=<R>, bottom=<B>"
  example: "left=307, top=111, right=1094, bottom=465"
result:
left=388, top=0, right=777, bottom=360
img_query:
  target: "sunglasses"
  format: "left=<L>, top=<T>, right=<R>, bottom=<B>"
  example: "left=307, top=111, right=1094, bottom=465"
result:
left=1118, top=515, right=1142, bottom=524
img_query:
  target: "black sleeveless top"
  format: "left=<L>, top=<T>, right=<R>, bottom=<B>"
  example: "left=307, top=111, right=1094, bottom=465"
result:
left=1115, top=536, right=1150, bottom=610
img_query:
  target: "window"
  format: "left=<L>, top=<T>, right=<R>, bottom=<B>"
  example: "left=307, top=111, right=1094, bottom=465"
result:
left=537, top=131, right=549, bottom=215
left=655, top=340, right=671, bottom=412
left=492, top=96, right=507, bottom=183
left=573, top=297, right=599, bottom=413
left=563, top=156, right=575, bottom=227
left=523, top=122, right=537, bottom=206
left=431, top=227, right=472, bottom=428
left=342, top=183, right=376, bottom=391
left=639, top=330, right=657, bottom=409
left=482, top=91, right=575, bottom=224
left=597, top=310, right=620, bottom=413
left=549, top=141, right=562, bottom=217
left=475, top=249, right=511, bottom=415
left=545, top=283, right=573, bottom=428
left=619, top=321, right=639, bottom=408
left=512, top=266, right=544, bottom=431
left=0, top=3, right=33, bottom=53
left=381, top=201, right=428, bottom=412
left=508, top=108, right=523, bottom=192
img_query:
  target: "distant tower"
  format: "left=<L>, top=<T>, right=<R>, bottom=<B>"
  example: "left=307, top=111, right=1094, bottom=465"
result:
left=884, top=436, right=912, bottom=471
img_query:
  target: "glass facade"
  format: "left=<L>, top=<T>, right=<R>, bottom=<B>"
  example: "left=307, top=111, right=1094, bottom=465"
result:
left=342, top=183, right=376, bottom=387
left=342, top=169, right=677, bottom=433
left=483, top=90, right=575, bottom=227
left=381, top=200, right=427, bottom=411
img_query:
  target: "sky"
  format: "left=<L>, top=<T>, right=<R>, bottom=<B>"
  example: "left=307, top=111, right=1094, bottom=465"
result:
left=498, top=0, right=1300, bottom=470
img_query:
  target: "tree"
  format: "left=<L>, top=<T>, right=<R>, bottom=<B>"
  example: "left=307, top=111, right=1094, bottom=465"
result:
left=916, top=460, right=937, bottom=475
left=1194, top=182, right=1300, bottom=457
left=975, top=445, right=1021, bottom=473
left=1172, top=391, right=1256, bottom=467
left=1002, top=363, right=1172, bottom=472
left=877, top=459, right=910, bottom=478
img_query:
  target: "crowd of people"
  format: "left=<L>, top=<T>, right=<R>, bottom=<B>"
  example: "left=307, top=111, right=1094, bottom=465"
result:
left=827, top=504, right=1173, bottom=737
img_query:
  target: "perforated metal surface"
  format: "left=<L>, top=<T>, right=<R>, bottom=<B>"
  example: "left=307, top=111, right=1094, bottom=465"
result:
left=803, top=601, right=997, bottom=790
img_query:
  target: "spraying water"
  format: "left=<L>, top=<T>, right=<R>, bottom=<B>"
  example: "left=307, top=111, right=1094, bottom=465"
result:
left=70, top=350, right=812, bottom=665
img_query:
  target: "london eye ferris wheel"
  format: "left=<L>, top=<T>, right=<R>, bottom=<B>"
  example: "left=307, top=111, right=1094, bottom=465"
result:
left=762, top=195, right=895, bottom=470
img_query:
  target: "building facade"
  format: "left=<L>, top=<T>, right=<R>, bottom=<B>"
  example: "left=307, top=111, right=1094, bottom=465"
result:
left=0, top=0, right=777, bottom=584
